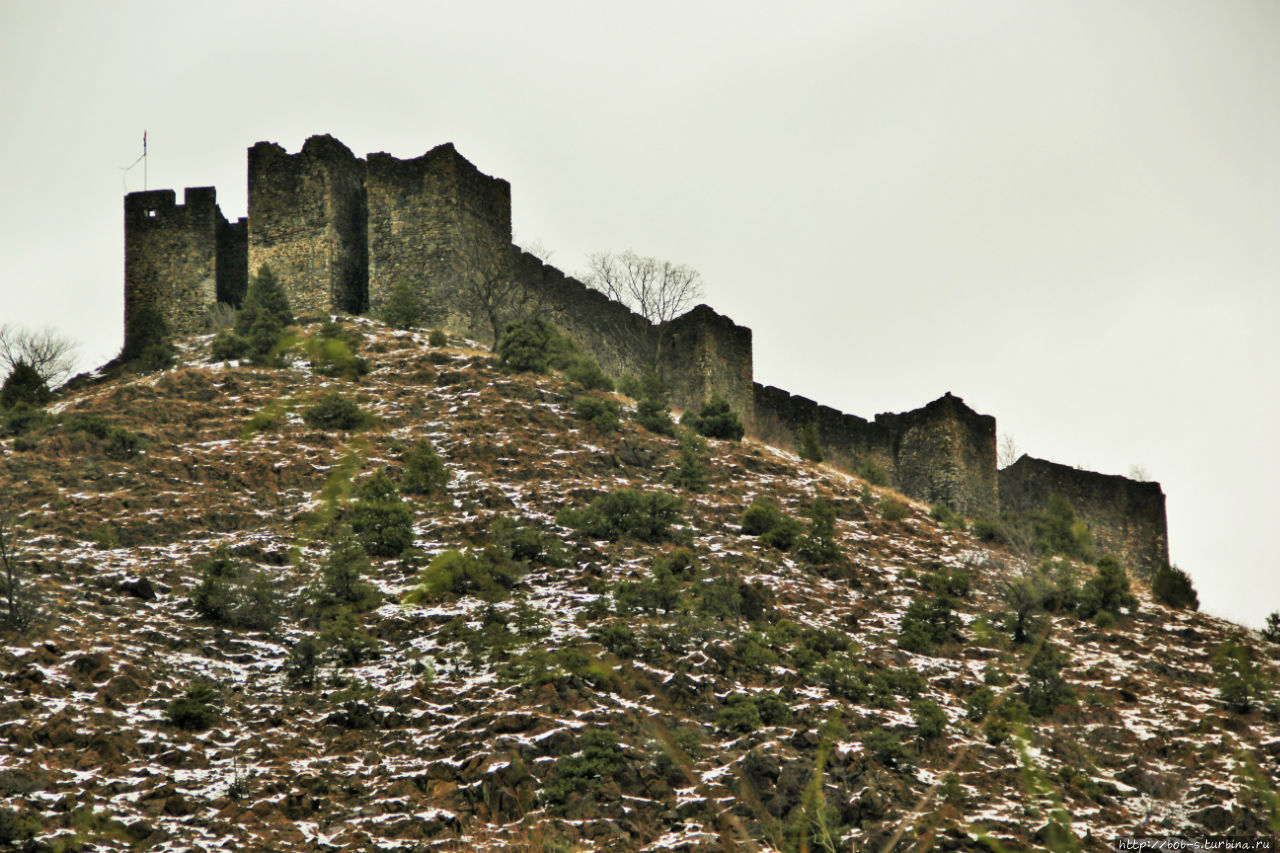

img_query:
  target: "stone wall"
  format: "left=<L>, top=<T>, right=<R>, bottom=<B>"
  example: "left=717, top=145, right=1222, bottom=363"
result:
left=999, top=455, right=1169, bottom=576
left=216, top=217, right=248, bottom=307
left=877, top=393, right=998, bottom=518
left=248, top=135, right=367, bottom=317
left=660, top=305, right=754, bottom=419
left=750, top=387, right=997, bottom=517
left=367, top=143, right=512, bottom=329
left=123, top=187, right=226, bottom=353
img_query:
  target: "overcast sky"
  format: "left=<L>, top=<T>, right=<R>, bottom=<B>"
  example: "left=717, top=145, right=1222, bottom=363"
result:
left=2, top=1, right=1275, bottom=627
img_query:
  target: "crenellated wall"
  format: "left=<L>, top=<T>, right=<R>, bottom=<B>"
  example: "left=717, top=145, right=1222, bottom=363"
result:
left=121, top=133, right=1169, bottom=577
left=999, top=455, right=1170, bottom=576
left=124, top=187, right=229, bottom=354
left=248, top=135, right=367, bottom=316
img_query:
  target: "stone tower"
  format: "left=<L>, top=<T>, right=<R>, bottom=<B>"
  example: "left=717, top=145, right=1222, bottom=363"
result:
left=123, top=187, right=246, bottom=356
left=366, top=143, right=511, bottom=336
left=247, top=135, right=367, bottom=317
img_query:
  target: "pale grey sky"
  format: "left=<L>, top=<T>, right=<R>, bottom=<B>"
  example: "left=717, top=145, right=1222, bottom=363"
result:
left=2, top=1, right=1276, bottom=626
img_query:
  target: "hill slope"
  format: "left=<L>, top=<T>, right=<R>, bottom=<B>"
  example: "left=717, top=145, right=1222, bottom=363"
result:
left=0, top=318, right=1276, bottom=852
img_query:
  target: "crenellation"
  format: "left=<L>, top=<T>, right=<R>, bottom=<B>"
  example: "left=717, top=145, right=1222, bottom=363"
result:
left=121, top=132, right=1170, bottom=575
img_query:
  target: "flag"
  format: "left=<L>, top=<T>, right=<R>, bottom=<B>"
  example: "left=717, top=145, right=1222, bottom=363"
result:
left=143, top=131, right=147, bottom=151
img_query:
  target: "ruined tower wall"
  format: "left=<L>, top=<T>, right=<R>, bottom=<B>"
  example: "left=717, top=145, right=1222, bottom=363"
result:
left=123, top=187, right=226, bottom=354
left=999, top=456, right=1170, bottom=576
left=367, top=144, right=511, bottom=334
left=876, top=393, right=998, bottom=518
left=751, top=384, right=898, bottom=475
left=216, top=217, right=248, bottom=307
left=248, top=135, right=367, bottom=317
left=659, top=305, right=754, bottom=420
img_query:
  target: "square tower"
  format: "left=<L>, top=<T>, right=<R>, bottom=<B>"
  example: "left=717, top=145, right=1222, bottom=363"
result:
left=247, top=135, right=367, bottom=316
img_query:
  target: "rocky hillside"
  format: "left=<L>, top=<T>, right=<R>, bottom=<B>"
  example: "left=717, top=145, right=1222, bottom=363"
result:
left=0, top=317, right=1276, bottom=852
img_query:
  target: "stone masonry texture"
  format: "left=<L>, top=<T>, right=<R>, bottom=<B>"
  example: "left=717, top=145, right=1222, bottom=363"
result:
left=122, top=132, right=1169, bottom=570
left=999, top=455, right=1170, bottom=576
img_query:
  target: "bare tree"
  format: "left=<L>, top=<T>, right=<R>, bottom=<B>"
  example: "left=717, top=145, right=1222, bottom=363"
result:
left=998, top=434, right=1020, bottom=469
left=456, top=239, right=530, bottom=351
left=583, top=250, right=704, bottom=363
left=0, top=324, right=79, bottom=388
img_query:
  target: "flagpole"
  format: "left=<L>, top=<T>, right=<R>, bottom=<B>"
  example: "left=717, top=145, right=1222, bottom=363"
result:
left=143, top=131, right=147, bottom=191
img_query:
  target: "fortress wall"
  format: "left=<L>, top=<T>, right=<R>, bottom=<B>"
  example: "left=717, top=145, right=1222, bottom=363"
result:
left=124, top=187, right=225, bottom=353
left=248, top=135, right=367, bottom=317
left=512, top=249, right=654, bottom=378
left=659, top=305, right=754, bottom=419
left=751, top=383, right=897, bottom=476
left=999, top=455, right=1169, bottom=576
left=876, top=393, right=998, bottom=518
left=367, top=143, right=512, bottom=328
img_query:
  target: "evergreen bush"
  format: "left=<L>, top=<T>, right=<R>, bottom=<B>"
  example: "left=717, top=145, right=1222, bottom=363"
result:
left=403, top=547, right=525, bottom=602
left=400, top=439, right=450, bottom=495
left=379, top=278, right=426, bottom=329
left=164, top=680, right=220, bottom=731
left=302, top=392, right=372, bottom=431
left=497, top=317, right=578, bottom=373
left=667, top=430, right=710, bottom=492
left=879, top=496, right=911, bottom=522
left=1076, top=556, right=1137, bottom=621
left=1024, top=643, right=1075, bottom=717
left=0, top=362, right=50, bottom=410
left=351, top=471, right=414, bottom=557
left=428, top=329, right=448, bottom=347
left=314, top=533, right=381, bottom=611
left=233, top=265, right=293, bottom=365
left=565, top=356, right=614, bottom=392
left=911, top=698, right=948, bottom=742
left=189, top=545, right=281, bottom=631
left=556, top=487, right=682, bottom=543
left=682, top=396, right=745, bottom=441
left=572, top=395, right=621, bottom=432
left=856, top=458, right=890, bottom=487
left=1152, top=563, right=1199, bottom=610
left=798, top=422, right=823, bottom=463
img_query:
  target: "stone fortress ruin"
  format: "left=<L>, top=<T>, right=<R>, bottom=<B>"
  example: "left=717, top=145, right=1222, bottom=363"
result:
left=123, top=134, right=1170, bottom=575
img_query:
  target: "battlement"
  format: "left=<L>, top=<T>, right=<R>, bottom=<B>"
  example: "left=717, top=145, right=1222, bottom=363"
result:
left=121, top=133, right=1170, bottom=576
left=123, top=186, right=242, bottom=355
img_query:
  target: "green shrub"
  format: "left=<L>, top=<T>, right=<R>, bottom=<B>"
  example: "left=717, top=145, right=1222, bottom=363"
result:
left=351, top=471, right=414, bottom=557
left=667, top=430, right=709, bottom=492
left=233, top=265, right=293, bottom=366
left=403, top=547, right=524, bottom=602
left=1076, top=556, right=1137, bottom=621
left=556, top=487, right=682, bottom=543
left=682, top=396, right=745, bottom=441
left=284, top=636, right=320, bottom=688
left=379, top=277, right=426, bottom=329
left=742, top=495, right=786, bottom=536
left=898, top=592, right=962, bottom=654
left=565, top=356, right=614, bottom=391
left=302, top=392, right=372, bottom=431
left=856, top=458, right=890, bottom=487
left=929, top=503, right=964, bottom=530
left=1024, top=643, right=1074, bottom=717
left=497, top=317, right=578, bottom=373
left=307, top=331, right=369, bottom=380
left=0, top=362, right=50, bottom=410
left=104, top=426, right=144, bottom=460
left=1152, top=564, right=1199, bottom=610
left=1035, top=493, right=1094, bottom=561
left=912, top=698, right=948, bottom=742
left=863, top=729, right=908, bottom=768
left=539, top=730, right=627, bottom=812
left=966, top=686, right=995, bottom=722
left=1, top=402, right=48, bottom=437
left=1213, top=641, right=1264, bottom=714
left=210, top=330, right=249, bottom=361
left=314, top=533, right=381, bottom=611
left=189, top=545, right=281, bottom=631
left=716, top=692, right=793, bottom=733
left=971, top=515, right=1007, bottom=542
left=428, top=329, right=448, bottom=347
left=320, top=607, right=380, bottom=666
left=572, top=395, right=621, bottom=432
left=879, top=497, right=910, bottom=522
left=614, top=559, right=683, bottom=614
left=400, top=439, right=450, bottom=495
left=164, top=680, right=220, bottom=731
left=798, top=422, right=823, bottom=463
left=794, top=496, right=843, bottom=564
left=1263, top=613, right=1280, bottom=644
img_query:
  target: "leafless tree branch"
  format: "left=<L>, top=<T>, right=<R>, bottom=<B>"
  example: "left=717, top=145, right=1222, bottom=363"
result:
left=0, top=324, right=79, bottom=388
